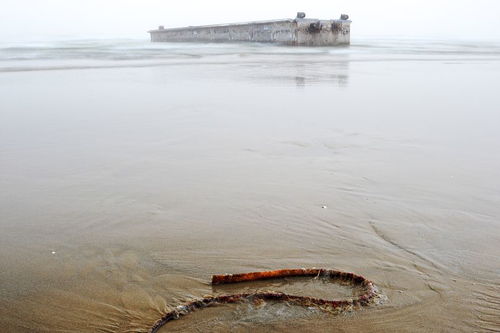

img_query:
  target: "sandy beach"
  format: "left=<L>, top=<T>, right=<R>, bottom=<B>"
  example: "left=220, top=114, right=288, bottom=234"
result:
left=0, top=39, right=499, bottom=332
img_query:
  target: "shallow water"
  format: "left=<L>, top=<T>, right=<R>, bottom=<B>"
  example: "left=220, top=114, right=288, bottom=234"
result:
left=210, top=276, right=366, bottom=299
left=0, top=38, right=499, bottom=332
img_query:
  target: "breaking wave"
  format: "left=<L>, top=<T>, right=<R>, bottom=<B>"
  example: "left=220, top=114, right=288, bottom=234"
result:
left=1, top=38, right=499, bottom=73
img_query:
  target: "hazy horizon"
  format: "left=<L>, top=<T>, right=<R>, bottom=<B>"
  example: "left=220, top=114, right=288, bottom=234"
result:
left=1, top=0, right=500, bottom=42
left=2, top=1, right=500, bottom=332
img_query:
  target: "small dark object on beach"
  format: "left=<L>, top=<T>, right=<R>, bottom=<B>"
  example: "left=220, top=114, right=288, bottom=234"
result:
left=149, top=268, right=381, bottom=333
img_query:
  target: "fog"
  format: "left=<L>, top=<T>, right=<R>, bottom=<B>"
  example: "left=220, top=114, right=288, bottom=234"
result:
left=1, top=0, right=500, bottom=41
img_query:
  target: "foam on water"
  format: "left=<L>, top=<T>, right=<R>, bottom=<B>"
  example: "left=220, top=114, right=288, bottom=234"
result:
left=1, top=38, right=499, bottom=73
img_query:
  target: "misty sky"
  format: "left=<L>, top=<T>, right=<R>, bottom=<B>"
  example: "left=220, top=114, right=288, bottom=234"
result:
left=1, top=0, right=500, bottom=41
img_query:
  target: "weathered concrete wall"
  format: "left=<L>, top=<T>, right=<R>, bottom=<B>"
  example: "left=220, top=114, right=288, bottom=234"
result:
left=150, top=20, right=297, bottom=44
left=149, top=17, right=351, bottom=46
left=296, top=19, right=350, bottom=46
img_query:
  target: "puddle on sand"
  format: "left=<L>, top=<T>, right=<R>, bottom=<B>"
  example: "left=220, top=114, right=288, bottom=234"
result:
left=158, top=301, right=329, bottom=333
left=210, top=275, right=367, bottom=299
left=154, top=275, right=378, bottom=332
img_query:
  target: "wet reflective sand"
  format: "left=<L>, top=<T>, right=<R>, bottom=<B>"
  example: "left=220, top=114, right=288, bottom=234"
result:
left=0, top=40, right=499, bottom=332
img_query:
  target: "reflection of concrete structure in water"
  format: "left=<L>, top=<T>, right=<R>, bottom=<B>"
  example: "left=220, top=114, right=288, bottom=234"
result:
left=266, top=60, right=350, bottom=87
left=149, top=12, right=351, bottom=46
left=294, top=62, right=350, bottom=87
left=295, top=74, right=349, bottom=87
left=241, top=60, right=350, bottom=87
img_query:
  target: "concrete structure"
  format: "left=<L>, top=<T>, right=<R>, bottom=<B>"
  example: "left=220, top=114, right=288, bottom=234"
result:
left=149, top=13, right=351, bottom=46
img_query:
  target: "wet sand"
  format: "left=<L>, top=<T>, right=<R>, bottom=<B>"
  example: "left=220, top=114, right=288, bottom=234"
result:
left=0, top=40, right=499, bottom=332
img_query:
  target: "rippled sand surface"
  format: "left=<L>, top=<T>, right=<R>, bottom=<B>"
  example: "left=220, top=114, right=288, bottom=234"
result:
left=0, top=39, right=499, bottom=332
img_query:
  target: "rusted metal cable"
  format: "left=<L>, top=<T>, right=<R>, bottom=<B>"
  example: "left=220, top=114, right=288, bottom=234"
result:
left=150, top=268, right=380, bottom=333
